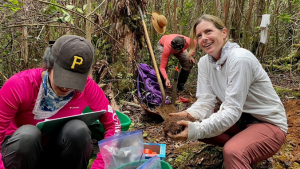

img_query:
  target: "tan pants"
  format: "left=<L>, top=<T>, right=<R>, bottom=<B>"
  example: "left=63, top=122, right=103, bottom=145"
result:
left=200, top=123, right=286, bottom=168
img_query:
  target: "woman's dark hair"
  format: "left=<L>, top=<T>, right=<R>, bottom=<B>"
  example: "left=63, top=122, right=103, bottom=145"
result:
left=171, top=36, right=186, bottom=50
left=42, top=44, right=55, bottom=70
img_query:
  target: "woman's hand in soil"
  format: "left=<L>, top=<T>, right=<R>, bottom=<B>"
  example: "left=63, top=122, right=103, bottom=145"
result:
left=167, top=120, right=189, bottom=141
left=169, top=111, right=192, bottom=118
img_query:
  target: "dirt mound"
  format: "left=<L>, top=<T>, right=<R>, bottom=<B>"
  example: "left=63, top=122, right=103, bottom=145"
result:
left=163, top=116, right=196, bottom=135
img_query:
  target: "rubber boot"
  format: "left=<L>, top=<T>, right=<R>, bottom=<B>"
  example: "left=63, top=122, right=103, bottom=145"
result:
left=177, top=69, right=190, bottom=91
left=159, top=71, right=167, bottom=89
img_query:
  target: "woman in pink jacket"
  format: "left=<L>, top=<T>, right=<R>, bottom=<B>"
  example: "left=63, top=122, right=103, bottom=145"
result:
left=0, top=35, right=121, bottom=169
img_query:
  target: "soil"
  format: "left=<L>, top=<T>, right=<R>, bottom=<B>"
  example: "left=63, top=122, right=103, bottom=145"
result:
left=118, top=73, right=300, bottom=169
left=163, top=116, right=196, bottom=135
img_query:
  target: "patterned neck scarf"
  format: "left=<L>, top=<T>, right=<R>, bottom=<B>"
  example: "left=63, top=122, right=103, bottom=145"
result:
left=208, top=41, right=240, bottom=71
left=40, top=71, right=75, bottom=111
left=33, top=71, right=75, bottom=119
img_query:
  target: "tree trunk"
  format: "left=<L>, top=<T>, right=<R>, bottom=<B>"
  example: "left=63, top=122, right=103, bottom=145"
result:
left=214, top=0, right=220, bottom=17
left=262, top=0, right=282, bottom=62
left=174, top=0, right=177, bottom=34
left=230, top=0, right=245, bottom=42
left=102, top=0, right=144, bottom=69
left=86, top=0, right=92, bottom=41
left=151, top=0, right=157, bottom=48
left=198, top=0, right=202, bottom=13
left=166, top=0, right=171, bottom=20
left=22, top=26, right=28, bottom=65
left=222, top=0, right=230, bottom=25
left=254, top=0, right=265, bottom=61
left=20, top=0, right=29, bottom=66
left=179, top=0, right=185, bottom=34
left=86, top=0, right=92, bottom=78
left=274, top=0, right=279, bottom=58
left=243, top=0, right=254, bottom=49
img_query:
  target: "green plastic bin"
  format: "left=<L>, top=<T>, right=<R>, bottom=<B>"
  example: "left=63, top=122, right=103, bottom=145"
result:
left=116, top=159, right=172, bottom=169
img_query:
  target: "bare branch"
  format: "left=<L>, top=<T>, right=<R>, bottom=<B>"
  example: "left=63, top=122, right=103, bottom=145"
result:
left=2, top=24, right=86, bottom=34
left=86, top=0, right=106, bottom=17
left=0, top=72, right=8, bottom=81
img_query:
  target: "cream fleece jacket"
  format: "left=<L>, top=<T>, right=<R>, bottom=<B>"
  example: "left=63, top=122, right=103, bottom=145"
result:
left=186, top=46, right=287, bottom=140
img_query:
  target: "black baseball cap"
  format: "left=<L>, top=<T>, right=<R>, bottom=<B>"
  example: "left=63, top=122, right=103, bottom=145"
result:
left=51, top=35, right=94, bottom=92
left=171, top=36, right=186, bottom=50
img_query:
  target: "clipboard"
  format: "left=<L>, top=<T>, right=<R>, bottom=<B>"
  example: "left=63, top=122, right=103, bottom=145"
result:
left=36, top=110, right=106, bottom=135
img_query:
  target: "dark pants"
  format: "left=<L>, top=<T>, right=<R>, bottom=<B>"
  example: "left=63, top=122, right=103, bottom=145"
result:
left=1, top=119, right=93, bottom=169
left=159, top=69, right=190, bottom=91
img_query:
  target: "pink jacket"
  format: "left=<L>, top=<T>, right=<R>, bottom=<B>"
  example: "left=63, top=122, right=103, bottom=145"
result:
left=0, top=68, right=121, bottom=169
left=159, top=34, right=196, bottom=80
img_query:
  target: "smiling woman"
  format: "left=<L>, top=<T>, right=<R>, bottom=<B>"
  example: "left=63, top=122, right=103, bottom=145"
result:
left=189, top=15, right=229, bottom=61
left=195, top=20, right=227, bottom=60
left=169, top=15, right=288, bottom=169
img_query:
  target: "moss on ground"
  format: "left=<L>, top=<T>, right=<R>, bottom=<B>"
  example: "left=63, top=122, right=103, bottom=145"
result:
left=274, top=86, right=300, bottom=98
left=169, top=142, right=223, bottom=169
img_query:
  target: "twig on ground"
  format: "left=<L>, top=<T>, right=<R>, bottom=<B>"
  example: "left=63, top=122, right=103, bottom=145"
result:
left=121, top=100, right=141, bottom=108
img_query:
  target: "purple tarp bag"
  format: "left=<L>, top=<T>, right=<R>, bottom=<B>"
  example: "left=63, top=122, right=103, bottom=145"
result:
left=137, top=63, right=170, bottom=106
